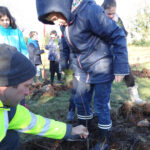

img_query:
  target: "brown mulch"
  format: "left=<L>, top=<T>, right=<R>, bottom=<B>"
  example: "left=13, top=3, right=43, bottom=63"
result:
left=132, top=68, right=150, bottom=78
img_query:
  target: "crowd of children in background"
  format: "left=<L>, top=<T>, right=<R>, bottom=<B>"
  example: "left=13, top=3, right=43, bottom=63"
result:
left=27, top=30, right=62, bottom=86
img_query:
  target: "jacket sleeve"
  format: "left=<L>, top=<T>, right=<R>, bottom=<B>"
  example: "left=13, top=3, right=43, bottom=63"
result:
left=28, top=44, right=44, bottom=55
left=45, top=40, right=53, bottom=51
left=45, top=45, right=49, bottom=50
left=28, top=43, right=36, bottom=55
left=59, top=36, right=70, bottom=70
left=8, top=105, right=72, bottom=140
left=36, top=49, right=44, bottom=55
left=87, top=5, right=129, bottom=75
left=18, top=29, right=29, bottom=58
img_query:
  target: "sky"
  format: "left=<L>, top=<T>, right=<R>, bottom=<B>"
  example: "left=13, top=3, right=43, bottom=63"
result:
left=0, top=0, right=149, bottom=40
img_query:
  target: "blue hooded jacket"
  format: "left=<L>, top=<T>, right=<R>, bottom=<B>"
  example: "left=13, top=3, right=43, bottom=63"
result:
left=0, top=26, right=29, bottom=58
left=36, top=0, right=129, bottom=83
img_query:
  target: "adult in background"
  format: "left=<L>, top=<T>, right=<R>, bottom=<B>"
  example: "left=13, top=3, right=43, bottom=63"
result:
left=0, top=44, right=88, bottom=150
left=102, top=0, right=145, bottom=104
left=0, top=6, right=29, bottom=106
left=27, top=31, right=44, bottom=83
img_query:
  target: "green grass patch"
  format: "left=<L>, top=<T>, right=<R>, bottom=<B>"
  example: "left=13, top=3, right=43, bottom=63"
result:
left=110, top=77, right=150, bottom=109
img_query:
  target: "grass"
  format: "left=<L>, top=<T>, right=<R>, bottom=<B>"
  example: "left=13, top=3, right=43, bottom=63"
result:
left=128, top=46, right=150, bottom=65
left=111, top=77, right=150, bottom=108
left=27, top=90, right=70, bottom=120
left=20, top=89, right=71, bottom=142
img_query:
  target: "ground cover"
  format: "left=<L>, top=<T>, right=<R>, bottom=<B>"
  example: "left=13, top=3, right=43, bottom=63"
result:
left=18, top=46, right=150, bottom=149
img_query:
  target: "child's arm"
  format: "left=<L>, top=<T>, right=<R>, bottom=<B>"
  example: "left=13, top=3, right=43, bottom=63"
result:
left=87, top=5, right=129, bottom=76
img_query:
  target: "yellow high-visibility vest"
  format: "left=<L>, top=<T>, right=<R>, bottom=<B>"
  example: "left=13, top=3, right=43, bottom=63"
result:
left=0, top=101, right=9, bottom=142
left=0, top=100, right=67, bottom=142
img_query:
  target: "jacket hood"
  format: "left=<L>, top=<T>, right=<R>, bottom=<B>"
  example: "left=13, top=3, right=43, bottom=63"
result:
left=27, top=38, right=39, bottom=48
left=36, top=0, right=73, bottom=24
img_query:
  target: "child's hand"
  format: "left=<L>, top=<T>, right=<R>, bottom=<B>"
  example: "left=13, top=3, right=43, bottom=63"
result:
left=112, top=14, right=119, bottom=22
left=115, top=75, right=124, bottom=83
left=61, top=71, right=65, bottom=75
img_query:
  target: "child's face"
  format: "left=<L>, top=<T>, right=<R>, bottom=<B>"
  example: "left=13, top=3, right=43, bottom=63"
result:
left=104, top=6, right=116, bottom=19
left=50, top=34, right=56, bottom=40
left=0, top=15, right=10, bottom=28
left=32, top=33, right=38, bottom=40
left=46, top=12, right=67, bottom=26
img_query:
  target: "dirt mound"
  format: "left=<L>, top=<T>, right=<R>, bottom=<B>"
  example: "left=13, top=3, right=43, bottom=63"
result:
left=18, top=102, right=150, bottom=150
left=132, top=68, right=150, bottom=78
left=29, top=81, right=72, bottom=100
left=119, top=101, right=150, bottom=124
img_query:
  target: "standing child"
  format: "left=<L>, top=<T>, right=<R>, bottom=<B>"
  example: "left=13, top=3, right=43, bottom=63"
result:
left=102, top=0, right=145, bottom=104
left=27, top=31, right=44, bottom=83
left=36, top=0, right=129, bottom=149
left=0, top=44, right=88, bottom=150
left=0, top=6, right=28, bottom=57
left=45, top=30, right=61, bottom=85
left=0, top=6, right=28, bottom=106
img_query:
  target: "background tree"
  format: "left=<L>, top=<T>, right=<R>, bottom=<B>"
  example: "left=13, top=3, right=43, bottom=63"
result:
left=128, top=4, right=150, bottom=46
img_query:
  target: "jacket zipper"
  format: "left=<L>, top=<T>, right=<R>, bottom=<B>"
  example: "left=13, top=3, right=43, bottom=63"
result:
left=65, top=26, right=90, bottom=83
left=66, top=26, right=83, bottom=69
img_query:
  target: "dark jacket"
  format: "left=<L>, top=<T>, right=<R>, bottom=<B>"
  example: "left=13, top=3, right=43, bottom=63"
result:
left=45, top=39, right=59, bottom=61
left=36, top=0, right=129, bottom=83
left=27, top=38, right=44, bottom=66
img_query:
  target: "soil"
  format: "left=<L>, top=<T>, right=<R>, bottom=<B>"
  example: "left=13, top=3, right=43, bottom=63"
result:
left=18, top=102, right=150, bottom=150
left=18, top=75, right=150, bottom=150
left=132, top=67, right=150, bottom=78
left=29, top=80, right=72, bottom=100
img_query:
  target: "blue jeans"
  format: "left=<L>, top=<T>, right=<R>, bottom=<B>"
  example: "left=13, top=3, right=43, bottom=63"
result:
left=74, top=80, right=113, bottom=129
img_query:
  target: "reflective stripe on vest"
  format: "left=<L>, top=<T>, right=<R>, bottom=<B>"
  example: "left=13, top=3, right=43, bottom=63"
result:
left=0, top=101, right=9, bottom=142
left=9, top=105, right=66, bottom=140
left=18, top=112, right=66, bottom=139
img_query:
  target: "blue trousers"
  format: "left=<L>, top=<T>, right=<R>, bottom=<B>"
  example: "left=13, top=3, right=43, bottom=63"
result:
left=74, top=80, right=113, bottom=129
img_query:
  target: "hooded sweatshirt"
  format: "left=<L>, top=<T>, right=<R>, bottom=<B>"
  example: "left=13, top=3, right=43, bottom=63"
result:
left=36, top=0, right=129, bottom=84
left=0, top=25, right=28, bottom=58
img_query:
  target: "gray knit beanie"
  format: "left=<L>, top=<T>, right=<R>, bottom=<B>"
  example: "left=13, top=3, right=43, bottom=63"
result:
left=0, top=44, right=36, bottom=86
